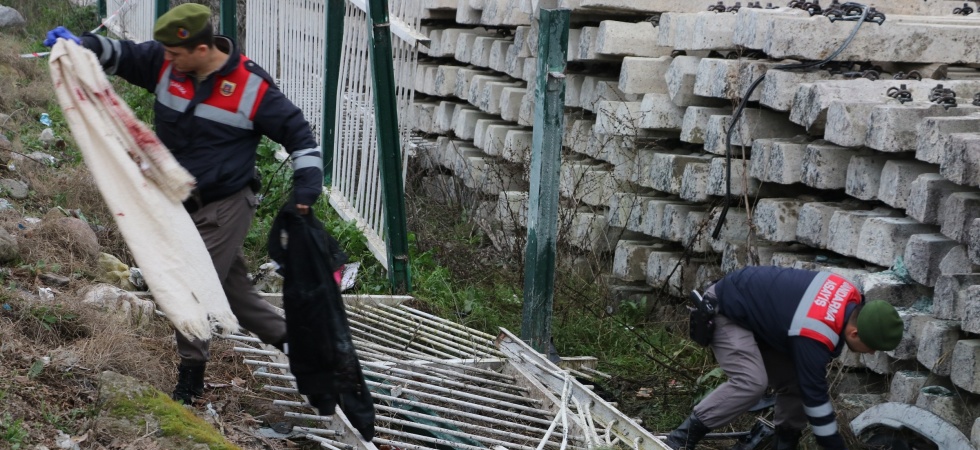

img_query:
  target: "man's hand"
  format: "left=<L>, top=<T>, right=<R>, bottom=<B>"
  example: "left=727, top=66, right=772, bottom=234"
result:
left=296, top=204, right=310, bottom=215
left=43, top=26, right=81, bottom=47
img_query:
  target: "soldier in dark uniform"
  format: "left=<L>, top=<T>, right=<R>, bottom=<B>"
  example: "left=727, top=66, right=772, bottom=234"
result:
left=45, top=3, right=323, bottom=404
left=666, top=266, right=904, bottom=450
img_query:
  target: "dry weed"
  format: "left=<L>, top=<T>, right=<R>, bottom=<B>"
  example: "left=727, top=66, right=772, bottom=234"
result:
left=0, top=35, right=51, bottom=116
left=19, top=159, right=114, bottom=225
left=8, top=293, right=93, bottom=347
left=18, top=216, right=100, bottom=276
left=17, top=159, right=130, bottom=267
left=74, top=315, right=173, bottom=387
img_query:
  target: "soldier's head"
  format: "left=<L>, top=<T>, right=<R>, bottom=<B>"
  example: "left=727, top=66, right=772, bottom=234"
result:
left=153, top=3, right=216, bottom=73
left=843, top=300, right=903, bottom=354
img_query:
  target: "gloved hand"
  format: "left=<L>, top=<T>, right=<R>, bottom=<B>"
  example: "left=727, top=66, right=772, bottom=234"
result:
left=43, top=26, right=81, bottom=47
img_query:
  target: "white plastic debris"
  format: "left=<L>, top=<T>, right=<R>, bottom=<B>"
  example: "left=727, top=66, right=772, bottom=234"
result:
left=38, top=287, right=55, bottom=300
left=55, top=430, right=82, bottom=450
left=128, top=267, right=145, bottom=289
left=340, top=262, right=359, bottom=292
left=205, top=402, right=219, bottom=419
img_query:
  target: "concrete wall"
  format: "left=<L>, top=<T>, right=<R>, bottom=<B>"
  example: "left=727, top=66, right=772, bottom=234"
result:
left=406, top=1, right=980, bottom=443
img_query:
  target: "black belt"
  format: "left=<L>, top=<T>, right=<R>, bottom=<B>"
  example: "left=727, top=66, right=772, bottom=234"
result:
left=184, top=170, right=262, bottom=214
left=183, top=189, right=205, bottom=214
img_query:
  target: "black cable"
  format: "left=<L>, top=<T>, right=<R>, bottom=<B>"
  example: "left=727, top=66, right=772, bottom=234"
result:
left=711, top=4, right=873, bottom=239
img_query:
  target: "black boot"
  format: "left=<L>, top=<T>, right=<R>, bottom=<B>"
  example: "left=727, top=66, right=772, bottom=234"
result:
left=665, top=413, right=711, bottom=449
left=773, top=426, right=802, bottom=450
left=172, top=361, right=206, bottom=404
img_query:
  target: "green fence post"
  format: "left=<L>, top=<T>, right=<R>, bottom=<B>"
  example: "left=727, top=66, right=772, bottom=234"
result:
left=155, top=0, right=169, bottom=19
left=366, top=0, right=412, bottom=293
left=219, top=0, right=236, bottom=43
left=521, top=7, right=569, bottom=355
left=321, top=0, right=345, bottom=185
left=97, top=0, right=106, bottom=22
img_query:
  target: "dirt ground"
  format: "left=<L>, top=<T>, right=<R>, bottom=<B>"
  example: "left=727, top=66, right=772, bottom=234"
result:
left=0, top=280, right=325, bottom=449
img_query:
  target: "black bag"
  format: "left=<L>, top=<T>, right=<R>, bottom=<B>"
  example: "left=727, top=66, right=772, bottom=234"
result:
left=688, top=289, right=716, bottom=347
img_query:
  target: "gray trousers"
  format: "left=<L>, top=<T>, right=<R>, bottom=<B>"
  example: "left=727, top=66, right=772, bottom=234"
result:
left=176, top=186, right=287, bottom=363
left=692, top=288, right=808, bottom=431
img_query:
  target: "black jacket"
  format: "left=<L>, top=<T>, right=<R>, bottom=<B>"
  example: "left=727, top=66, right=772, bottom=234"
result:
left=268, top=204, right=374, bottom=440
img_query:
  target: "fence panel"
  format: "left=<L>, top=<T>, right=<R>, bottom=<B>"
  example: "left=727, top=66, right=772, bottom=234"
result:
left=105, top=0, right=155, bottom=42
left=243, top=0, right=278, bottom=80
left=330, top=3, right=385, bottom=263
left=328, top=0, right=420, bottom=269
left=278, top=0, right=327, bottom=138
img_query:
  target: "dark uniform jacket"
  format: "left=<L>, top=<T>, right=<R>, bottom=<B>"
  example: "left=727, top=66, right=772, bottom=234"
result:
left=714, top=266, right=863, bottom=450
left=268, top=204, right=375, bottom=441
left=79, top=33, right=323, bottom=207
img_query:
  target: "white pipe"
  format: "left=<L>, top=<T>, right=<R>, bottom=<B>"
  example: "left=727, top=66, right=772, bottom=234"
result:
left=371, top=392, right=548, bottom=433
left=368, top=305, right=497, bottom=351
left=365, top=372, right=546, bottom=414
left=349, top=310, right=482, bottom=358
left=306, top=434, right=347, bottom=450
left=395, top=305, right=498, bottom=340
left=374, top=404, right=561, bottom=445
left=365, top=380, right=552, bottom=424
left=362, top=359, right=526, bottom=393
left=362, top=366, right=536, bottom=404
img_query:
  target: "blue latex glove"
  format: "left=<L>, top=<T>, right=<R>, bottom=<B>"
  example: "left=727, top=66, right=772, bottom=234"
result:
left=43, top=26, right=81, bottom=47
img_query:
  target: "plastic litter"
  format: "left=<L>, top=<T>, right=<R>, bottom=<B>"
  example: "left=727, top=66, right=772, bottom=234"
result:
left=255, top=424, right=303, bottom=439
left=55, top=429, right=85, bottom=450
left=340, top=262, right=359, bottom=291
left=40, top=113, right=52, bottom=126
left=129, top=267, right=145, bottom=290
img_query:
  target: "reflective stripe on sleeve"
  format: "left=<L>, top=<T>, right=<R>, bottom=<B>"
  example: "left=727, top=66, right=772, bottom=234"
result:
left=292, top=148, right=323, bottom=171
left=95, top=35, right=112, bottom=64
left=109, top=39, right=122, bottom=75
left=804, top=402, right=834, bottom=418
left=93, top=35, right=123, bottom=75
left=811, top=421, right=838, bottom=437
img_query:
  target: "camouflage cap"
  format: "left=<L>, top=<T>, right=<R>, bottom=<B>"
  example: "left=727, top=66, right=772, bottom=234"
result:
left=153, top=3, right=211, bottom=46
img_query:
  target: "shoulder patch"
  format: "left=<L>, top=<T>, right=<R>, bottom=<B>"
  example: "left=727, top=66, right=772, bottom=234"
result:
left=243, top=59, right=278, bottom=86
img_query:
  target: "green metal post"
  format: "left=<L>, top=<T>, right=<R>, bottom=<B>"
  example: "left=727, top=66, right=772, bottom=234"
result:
left=521, top=8, right=569, bottom=355
left=321, top=0, right=345, bottom=185
left=97, top=0, right=107, bottom=23
left=219, top=0, right=237, bottom=42
left=155, top=0, right=169, bottom=19
left=366, top=0, right=412, bottom=293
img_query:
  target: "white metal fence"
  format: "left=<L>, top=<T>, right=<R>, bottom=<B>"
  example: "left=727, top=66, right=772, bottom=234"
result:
left=243, top=0, right=423, bottom=269
left=104, top=0, right=155, bottom=41
left=323, top=0, right=422, bottom=269
left=105, top=0, right=422, bottom=269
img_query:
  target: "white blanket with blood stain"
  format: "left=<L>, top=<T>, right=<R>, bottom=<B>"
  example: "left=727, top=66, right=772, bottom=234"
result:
left=48, top=39, right=238, bottom=341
